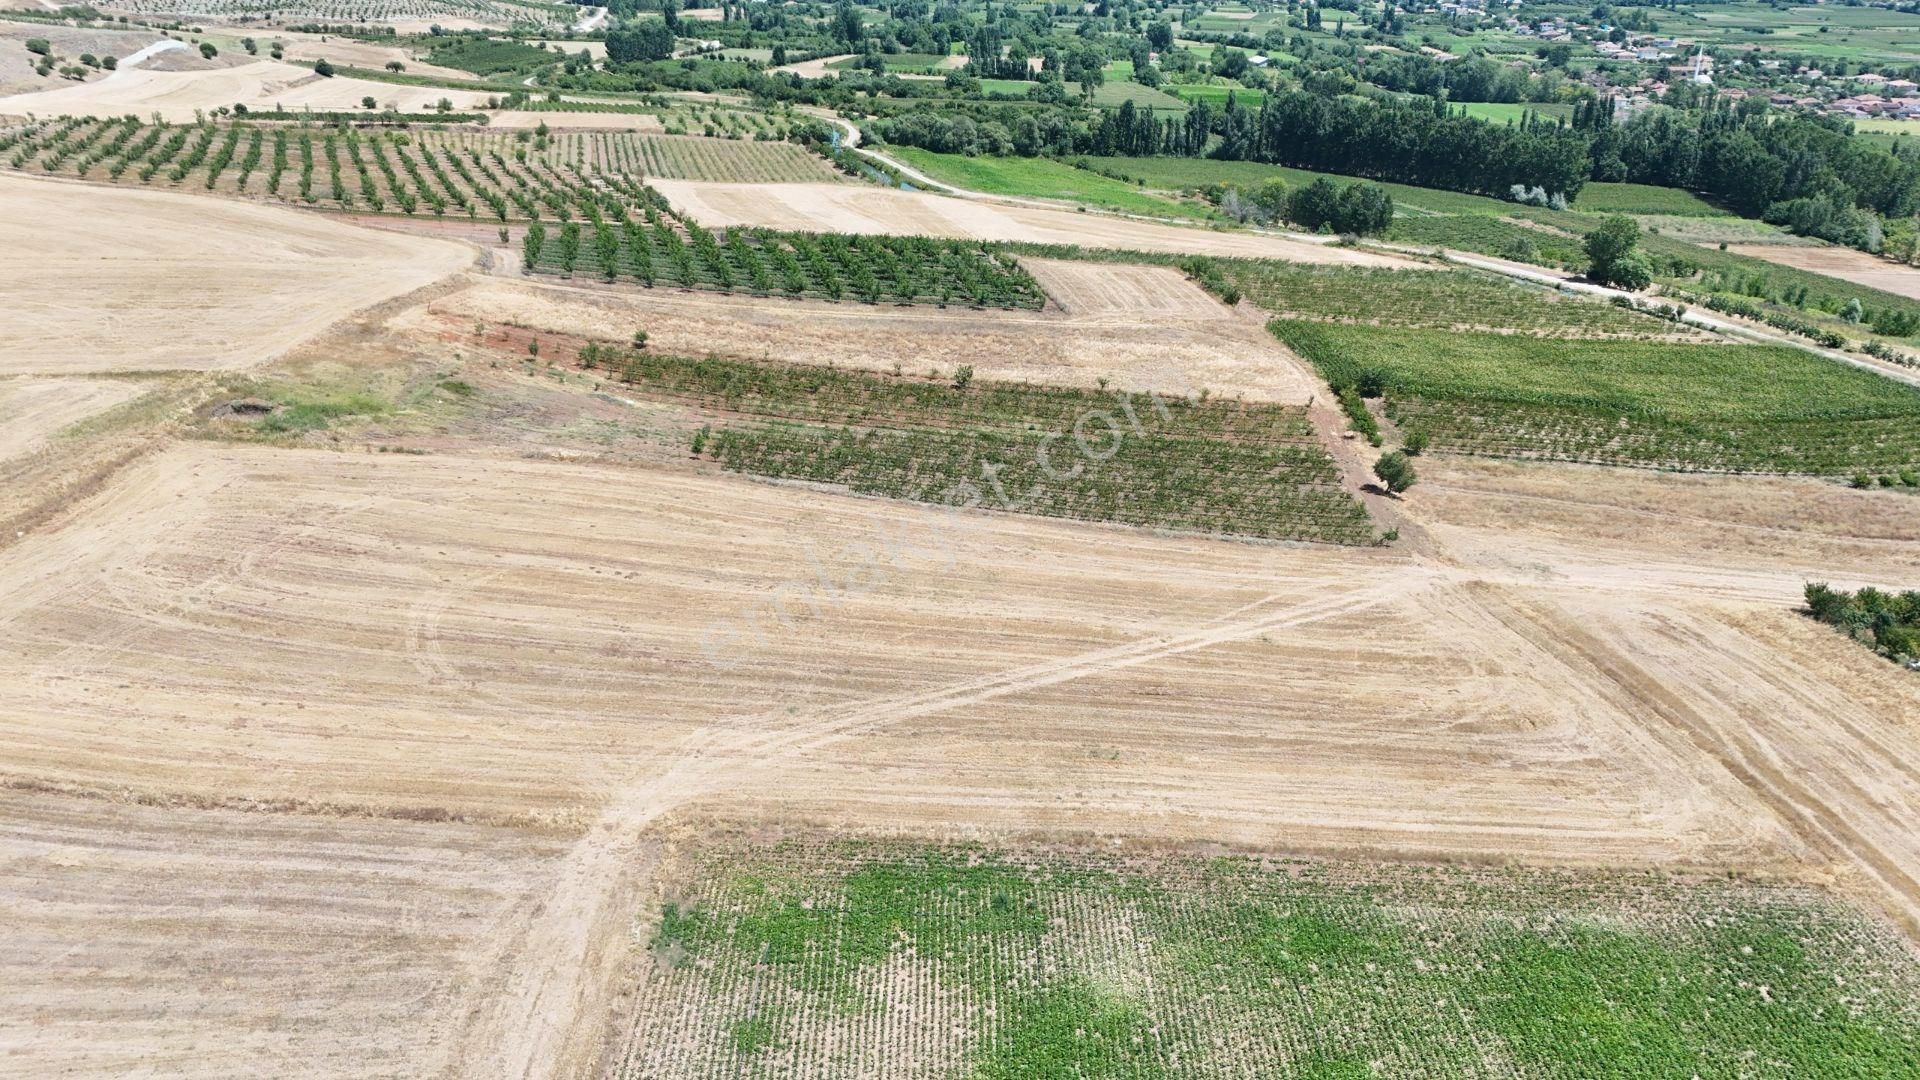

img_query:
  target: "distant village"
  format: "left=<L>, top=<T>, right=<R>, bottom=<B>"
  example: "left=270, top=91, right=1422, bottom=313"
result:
left=1410, top=0, right=1920, bottom=125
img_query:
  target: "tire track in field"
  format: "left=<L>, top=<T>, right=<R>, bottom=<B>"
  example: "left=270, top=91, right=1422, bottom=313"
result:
left=1475, top=586, right=1920, bottom=937
left=434, top=574, right=1412, bottom=1080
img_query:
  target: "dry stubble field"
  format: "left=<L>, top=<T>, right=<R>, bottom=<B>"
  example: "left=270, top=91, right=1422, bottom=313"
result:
left=0, top=172, right=469, bottom=374
left=650, top=179, right=1415, bottom=263
left=2, top=137, right=1919, bottom=1077
left=410, top=268, right=1322, bottom=403
left=0, top=59, right=495, bottom=122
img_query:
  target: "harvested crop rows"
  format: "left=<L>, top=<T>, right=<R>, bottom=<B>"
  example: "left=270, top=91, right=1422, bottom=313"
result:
left=1276, top=320, right=1920, bottom=475
left=0, top=377, right=146, bottom=463
left=620, top=838, right=1920, bottom=1078
left=1, top=792, right=570, bottom=1078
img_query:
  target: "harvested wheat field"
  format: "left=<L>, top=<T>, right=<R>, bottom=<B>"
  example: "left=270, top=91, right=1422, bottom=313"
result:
left=0, top=790, right=569, bottom=1077
left=1729, top=242, right=1920, bottom=301
left=8, top=423, right=1920, bottom=1074
left=0, top=172, right=468, bottom=373
left=650, top=179, right=1412, bottom=263
left=9, top=87, right=1920, bottom=1077
left=409, top=272, right=1321, bottom=402
left=0, top=377, right=144, bottom=463
left=0, top=59, right=492, bottom=121
left=1020, top=256, right=1226, bottom=317
left=266, top=30, right=474, bottom=81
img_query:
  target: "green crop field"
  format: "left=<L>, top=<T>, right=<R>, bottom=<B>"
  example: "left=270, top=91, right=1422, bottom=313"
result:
left=828, top=51, right=955, bottom=73
left=1273, top=320, right=1920, bottom=474
left=530, top=217, right=1046, bottom=308
left=1636, top=231, right=1920, bottom=335
left=1388, top=214, right=1588, bottom=266
left=887, top=148, right=1213, bottom=219
left=1572, top=182, right=1730, bottom=217
left=1088, top=79, right=1191, bottom=112
left=1085, top=155, right=1512, bottom=215
left=616, top=837, right=1920, bottom=1077
left=571, top=345, right=1376, bottom=544
left=1165, top=81, right=1267, bottom=107
left=1451, top=101, right=1573, bottom=125
left=1209, top=260, right=1685, bottom=337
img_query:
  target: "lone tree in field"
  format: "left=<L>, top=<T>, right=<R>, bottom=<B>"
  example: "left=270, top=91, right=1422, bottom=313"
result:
left=1584, top=215, right=1653, bottom=291
left=314, top=57, right=335, bottom=77
left=1374, top=450, right=1417, bottom=495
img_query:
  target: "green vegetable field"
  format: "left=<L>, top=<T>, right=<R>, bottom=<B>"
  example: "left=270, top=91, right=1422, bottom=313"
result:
left=616, top=838, right=1920, bottom=1078
left=1273, top=321, right=1920, bottom=474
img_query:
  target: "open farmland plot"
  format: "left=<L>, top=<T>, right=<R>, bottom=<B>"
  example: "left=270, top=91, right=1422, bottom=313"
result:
left=1019, top=257, right=1224, bottom=318
left=885, top=147, right=1215, bottom=220
left=0, top=792, right=569, bottom=1076
left=541, top=131, right=836, bottom=182
left=0, top=377, right=146, bottom=463
left=1, top=119, right=832, bottom=219
left=413, top=272, right=1324, bottom=402
left=525, top=217, right=1046, bottom=309
left=97, top=0, right=571, bottom=28
left=1728, top=243, right=1920, bottom=304
left=2, top=119, right=648, bottom=221
left=1209, top=260, right=1702, bottom=338
left=0, top=440, right=1755, bottom=857
left=1275, top=321, right=1920, bottom=475
left=648, top=179, right=1414, bottom=263
left=0, top=171, right=467, bottom=373
left=1571, top=181, right=1731, bottom=217
left=562, top=347, right=1375, bottom=544
left=0, top=60, right=494, bottom=122
left=619, top=836, right=1920, bottom=1078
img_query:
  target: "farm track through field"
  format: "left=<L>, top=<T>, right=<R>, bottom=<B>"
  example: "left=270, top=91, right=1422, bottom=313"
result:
left=441, top=575, right=1413, bottom=1080
left=1476, top=589, right=1920, bottom=936
left=10, top=121, right=1920, bottom=1079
